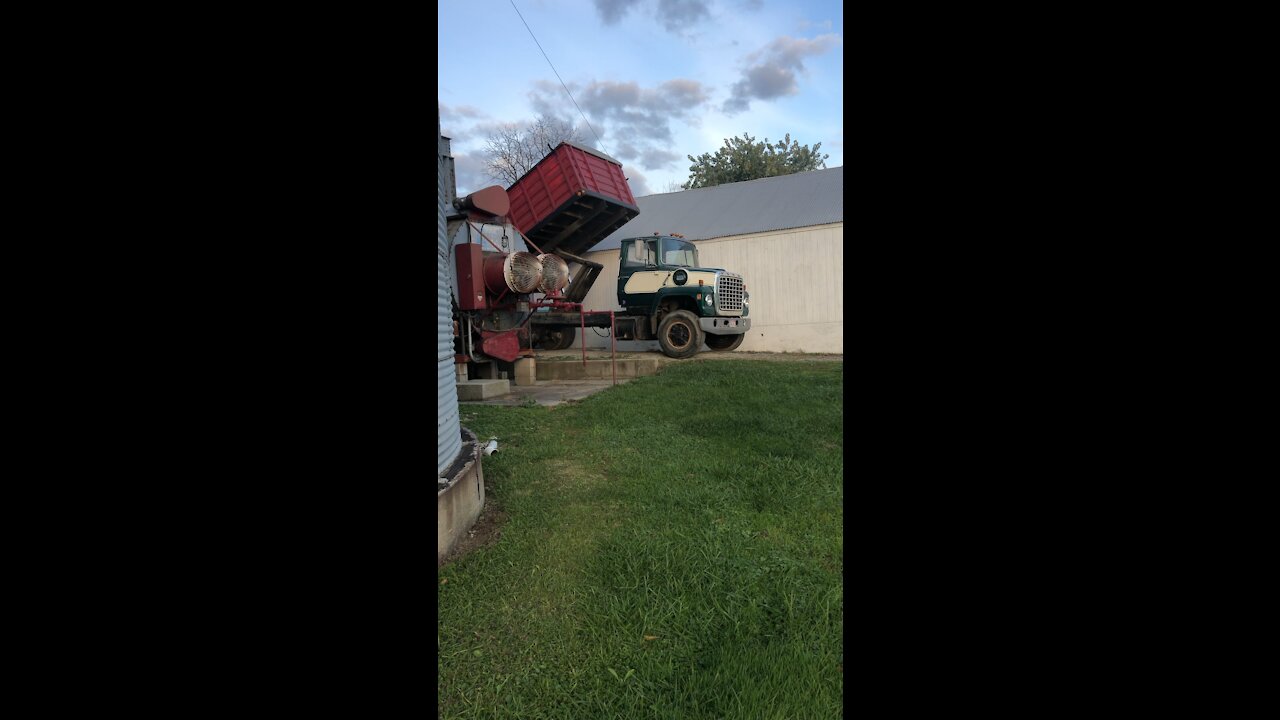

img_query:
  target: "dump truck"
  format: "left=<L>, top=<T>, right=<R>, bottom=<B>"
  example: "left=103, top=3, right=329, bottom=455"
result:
left=443, top=139, right=750, bottom=377
left=528, top=233, right=750, bottom=358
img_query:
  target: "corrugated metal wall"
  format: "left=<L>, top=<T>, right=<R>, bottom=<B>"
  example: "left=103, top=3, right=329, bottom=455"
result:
left=570, top=222, right=844, bottom=354
left=438, top=128, right=463, bottom=476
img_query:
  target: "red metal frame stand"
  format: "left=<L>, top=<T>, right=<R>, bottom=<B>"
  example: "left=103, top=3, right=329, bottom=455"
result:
left=520, top=298, right=617, bottom=385
left=577, top=309, right=618, bottom=385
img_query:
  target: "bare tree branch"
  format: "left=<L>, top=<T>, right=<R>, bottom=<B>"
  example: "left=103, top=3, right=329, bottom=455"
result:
left=481, top=115, right=585, bottom=186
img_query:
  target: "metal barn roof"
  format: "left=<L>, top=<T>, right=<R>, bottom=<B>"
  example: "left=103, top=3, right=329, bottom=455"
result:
left=592, top=166, right=843, bottom=252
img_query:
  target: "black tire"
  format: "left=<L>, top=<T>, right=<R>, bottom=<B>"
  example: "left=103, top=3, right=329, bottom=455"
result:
left=705, top=333, right=744, bottom=351
left=534, top=326, right=576, bottom=351
left=553, top=326, right=576, bottom=350
left=658, top=310, right=703, bottom=359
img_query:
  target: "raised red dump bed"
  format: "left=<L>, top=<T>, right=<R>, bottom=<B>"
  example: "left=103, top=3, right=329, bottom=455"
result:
left=506, top=141, right=640, bottom=257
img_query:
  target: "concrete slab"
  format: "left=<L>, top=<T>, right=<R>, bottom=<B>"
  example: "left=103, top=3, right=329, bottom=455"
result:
left=541, top=349, right=843, bottom=364
left=534, top=353, right=671, bottom=381
left=456, top=379, right=511, bottom=400
left=438, top=427, right=485, bottom=566
left=538, top=359, right=644, bottom=381
left=460, top=379, right=633, bottom=407
left=513, top=358, right=536, bottom=386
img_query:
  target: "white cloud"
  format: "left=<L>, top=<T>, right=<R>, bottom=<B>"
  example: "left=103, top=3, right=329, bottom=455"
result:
left=722, top=33, right=841, bottom=114
left=625, top=167, right=654, bottom=197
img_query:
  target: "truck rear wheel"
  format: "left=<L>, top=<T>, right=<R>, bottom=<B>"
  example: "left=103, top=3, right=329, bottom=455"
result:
left=552, top=326, right=576, bottom=350
left=535, top=326, right=576, bottom=351
left=705, top=333, right=744, bottom=351
left=658, top=310, right=703, bottom=359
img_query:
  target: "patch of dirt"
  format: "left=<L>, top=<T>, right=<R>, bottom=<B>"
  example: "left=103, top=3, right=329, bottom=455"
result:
left=439, top=497, right=508, bottom=568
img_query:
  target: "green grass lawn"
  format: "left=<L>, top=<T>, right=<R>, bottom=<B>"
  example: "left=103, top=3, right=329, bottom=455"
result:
left=438, top=360, right=843, bottom=719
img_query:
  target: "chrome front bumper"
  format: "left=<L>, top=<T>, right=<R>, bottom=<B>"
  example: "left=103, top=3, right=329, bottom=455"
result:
left=700, top=317, right=751, bottom=335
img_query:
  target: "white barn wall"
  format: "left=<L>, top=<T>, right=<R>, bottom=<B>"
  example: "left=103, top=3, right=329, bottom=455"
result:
left=575, top=248, right=624, bottom=316
left=568, top=222, right=843, bottom=354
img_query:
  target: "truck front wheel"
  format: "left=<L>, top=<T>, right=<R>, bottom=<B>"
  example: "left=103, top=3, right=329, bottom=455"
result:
left=658, top=310, right=703, bottom=359
left=705, top=333, right=744, bottom=351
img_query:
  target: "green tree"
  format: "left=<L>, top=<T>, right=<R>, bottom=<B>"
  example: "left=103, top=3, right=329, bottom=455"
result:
left=683, top=133, right=829, bottom=189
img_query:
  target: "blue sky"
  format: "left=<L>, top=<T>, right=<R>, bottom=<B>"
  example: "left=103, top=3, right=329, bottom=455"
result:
left=439, top=0, right=843, bottom=198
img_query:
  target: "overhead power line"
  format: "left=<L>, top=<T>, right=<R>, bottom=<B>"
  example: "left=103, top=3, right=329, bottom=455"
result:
left=508, top=0, right=609, bottom=157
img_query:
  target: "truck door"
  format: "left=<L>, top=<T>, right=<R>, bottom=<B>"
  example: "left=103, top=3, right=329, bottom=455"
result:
left=618, top=238, right=663, bottom=314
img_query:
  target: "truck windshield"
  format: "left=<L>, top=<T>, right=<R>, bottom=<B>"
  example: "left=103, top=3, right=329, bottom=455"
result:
left=663, top=239, right=698, bottom=267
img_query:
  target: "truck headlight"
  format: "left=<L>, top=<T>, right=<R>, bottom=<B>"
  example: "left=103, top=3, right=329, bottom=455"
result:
left=705, top=295, right=713, bottom=305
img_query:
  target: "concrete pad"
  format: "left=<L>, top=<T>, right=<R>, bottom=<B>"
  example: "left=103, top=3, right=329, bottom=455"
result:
left=513, top=358, right=536, bottom=386
left=544, top=349, right=843, bottom=365
left=635, top=357, right=661, bottom=375
left=460, top=379, right=633, bottom=407
left=456, top=379, right=510, bottom=400
left=439, top=427, right=484, bottom=566
left=536, top=358, right=652, bottom=381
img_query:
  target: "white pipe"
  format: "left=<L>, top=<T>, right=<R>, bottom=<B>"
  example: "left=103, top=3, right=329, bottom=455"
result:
left=483, top=439, right=498, bottom=456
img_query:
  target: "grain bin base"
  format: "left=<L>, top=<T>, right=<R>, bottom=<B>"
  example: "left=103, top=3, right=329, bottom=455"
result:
left=438, top=426, right=485, bottom=566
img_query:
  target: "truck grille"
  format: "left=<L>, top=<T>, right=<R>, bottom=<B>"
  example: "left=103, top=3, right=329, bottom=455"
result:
left=716, top=274, right=744, bottom=314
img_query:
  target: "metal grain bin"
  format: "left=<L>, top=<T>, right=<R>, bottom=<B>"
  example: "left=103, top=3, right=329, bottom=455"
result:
left=437, top=123, right=462, bottom=477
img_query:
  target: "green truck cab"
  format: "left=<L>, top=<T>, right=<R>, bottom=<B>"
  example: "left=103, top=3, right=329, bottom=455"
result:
left=616, top=235, right=751, bottom=358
